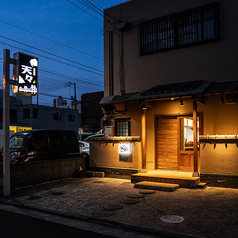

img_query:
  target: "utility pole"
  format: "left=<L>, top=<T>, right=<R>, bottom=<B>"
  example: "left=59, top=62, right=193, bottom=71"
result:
left=67, top=82, right=77, bottom=110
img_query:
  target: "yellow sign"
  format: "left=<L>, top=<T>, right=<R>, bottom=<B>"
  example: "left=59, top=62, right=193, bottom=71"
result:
left=9, top=126, right=32, bottom=133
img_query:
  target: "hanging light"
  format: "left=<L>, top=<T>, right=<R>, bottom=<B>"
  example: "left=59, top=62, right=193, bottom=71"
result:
left=180, top=99, right=185, bottom=107
left=142, top=102, right=147, bottom=110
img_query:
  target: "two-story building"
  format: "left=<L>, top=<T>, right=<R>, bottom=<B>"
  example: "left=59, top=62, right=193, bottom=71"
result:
left=89, top=0, right=238, bottom=187
left=0, top=90, right=80, bottom=133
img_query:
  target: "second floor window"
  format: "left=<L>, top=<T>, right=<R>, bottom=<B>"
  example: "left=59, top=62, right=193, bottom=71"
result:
left=33, top=108, right=38, bottom=119
left=53, top=112, right=62, bottom=121
left=69, top=115, right=75, bottom=121
left=140, top=3, right=219, bottom=55
left=115, top=118, right=130, bottom=136
left=23, top=109, right=30, bottom=119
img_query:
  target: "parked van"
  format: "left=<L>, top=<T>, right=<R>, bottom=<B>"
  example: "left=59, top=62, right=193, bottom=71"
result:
left=7, top=129, right=80, bottom=163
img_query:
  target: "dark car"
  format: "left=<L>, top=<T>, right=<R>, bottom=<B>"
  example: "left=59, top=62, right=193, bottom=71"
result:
left=7, top=129, right=80, bottom=163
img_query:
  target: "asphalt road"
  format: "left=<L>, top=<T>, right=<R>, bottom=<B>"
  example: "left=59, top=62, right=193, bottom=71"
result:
left=0, top=203, right=165, bottom=238
left=0, top=209, right=114, bottom=238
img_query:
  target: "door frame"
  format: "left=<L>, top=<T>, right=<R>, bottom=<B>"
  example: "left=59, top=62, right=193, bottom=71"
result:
left=154, top=113, right=203, bottom=171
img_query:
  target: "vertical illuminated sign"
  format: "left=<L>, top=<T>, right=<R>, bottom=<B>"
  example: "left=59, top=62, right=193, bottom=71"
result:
left=13, top=52, right=38, bottom=96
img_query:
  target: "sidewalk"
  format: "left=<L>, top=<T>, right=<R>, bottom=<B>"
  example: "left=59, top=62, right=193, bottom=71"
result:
left=0, top=177, right=238, bottom=238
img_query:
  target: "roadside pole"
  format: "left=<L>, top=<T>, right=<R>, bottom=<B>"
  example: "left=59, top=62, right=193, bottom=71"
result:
left=3, top=49, right=11, bottom=196
left=2, top=49, right=18, bottom=196
left=2, top=49, right=38, bottom=196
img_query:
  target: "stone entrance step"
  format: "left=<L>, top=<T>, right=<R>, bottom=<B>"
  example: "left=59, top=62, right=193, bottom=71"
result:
left=131, top=172, right=200, bottom=188
left=134, top=181, right=180, bottom=192
left=196, top=182, right=207, bottom=189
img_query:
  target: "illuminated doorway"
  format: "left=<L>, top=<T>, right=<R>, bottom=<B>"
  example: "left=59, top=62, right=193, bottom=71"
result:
left=178, top=116, right=201, bottom=171
left=155, top=115, right=202, bottom=171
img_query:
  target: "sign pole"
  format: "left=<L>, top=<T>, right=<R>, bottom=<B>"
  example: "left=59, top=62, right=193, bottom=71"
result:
left=3, top=49, right=10, bottom=196
left=2, top=50, right=38, bottom=196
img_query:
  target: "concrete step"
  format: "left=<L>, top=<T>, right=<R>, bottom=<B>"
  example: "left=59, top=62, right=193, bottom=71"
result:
left=85, top=171, right=105, bottom=178
left=131, top=173, right=200, bottom=188
left=134, top=181, right=180, bottom=192
left=196, top=182, right=207, bottom=189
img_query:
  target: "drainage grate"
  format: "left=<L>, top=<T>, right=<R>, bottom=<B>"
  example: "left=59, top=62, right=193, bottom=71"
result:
left=160, top=215, right=184, bottom=223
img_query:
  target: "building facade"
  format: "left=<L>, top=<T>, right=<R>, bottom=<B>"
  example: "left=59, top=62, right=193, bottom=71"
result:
left=17, top=104, right=80, bottom=132
left=91, top=0, right=238, bottom=182
left=0, top=90, right=80, bottom=133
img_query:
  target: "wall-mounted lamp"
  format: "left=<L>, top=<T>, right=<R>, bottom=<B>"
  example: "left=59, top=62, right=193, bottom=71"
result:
left=142, top=103, right=147, bottom=110
left=180, top=99, right=185, bottom=107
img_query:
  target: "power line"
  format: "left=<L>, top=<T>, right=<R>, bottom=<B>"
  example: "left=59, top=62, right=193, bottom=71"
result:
left=90, top=0, right=104, bottom=10
left=0, top=35, right=103, bottom=75
left=78, top=0, right=118, bottom=22
left=39, top=68, right=103, bottom=87
left=0, top=19, right=103, bottom=61
left=79, top=0, right=104, bottom=18
left=0, top=57, right=103, bottom=88
left=66, top=0, right=103, bottom=22
left=85, top=0, right=119, bottom=22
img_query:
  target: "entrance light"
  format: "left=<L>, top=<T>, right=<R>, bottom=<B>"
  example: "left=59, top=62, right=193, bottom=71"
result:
left=180, top=99, right=185, bottom=107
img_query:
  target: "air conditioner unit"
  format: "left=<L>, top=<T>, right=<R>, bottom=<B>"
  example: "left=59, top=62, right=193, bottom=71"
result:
left=105, top=126, right=114, bottom=137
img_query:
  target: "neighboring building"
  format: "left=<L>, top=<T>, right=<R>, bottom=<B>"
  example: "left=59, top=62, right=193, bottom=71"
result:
left=17, top=104, right=80, bottom=132
left=81, top=91, right=104, bottom=133
left=53, top=96, right=81, bottom=126
left=0, top=89, right=22, bottom=129
left=0, top=90, right=80, bottom=133
left=90, top=0, right=238, bottom=185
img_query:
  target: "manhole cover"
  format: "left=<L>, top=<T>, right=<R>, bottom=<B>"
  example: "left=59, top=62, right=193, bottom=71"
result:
left=160, top=215, right=184, bottom=223
left=92, top=211, right=113, bottom=218
left=121, top=199, right=139, bottom=205
left=139, top=190, right=156, bottom=194
left=51, top=192, right=65, bottom=196
left=127, top=194, right=145, bottom=198
left=103, top=204, right=123, bottom=210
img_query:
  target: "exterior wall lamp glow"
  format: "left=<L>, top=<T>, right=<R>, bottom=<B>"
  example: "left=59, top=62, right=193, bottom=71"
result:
left=142, top=103, right=147, bottom=110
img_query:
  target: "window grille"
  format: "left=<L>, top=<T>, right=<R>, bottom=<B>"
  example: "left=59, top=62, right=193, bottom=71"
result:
left=139, top=3, right=219, bottom=55
left=115, top=118, right=130, bottom=136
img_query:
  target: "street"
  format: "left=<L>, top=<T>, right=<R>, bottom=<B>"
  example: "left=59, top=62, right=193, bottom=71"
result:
left=0, top=203, right=165, bottom=238
left=0, top=209, right=113, bottom=238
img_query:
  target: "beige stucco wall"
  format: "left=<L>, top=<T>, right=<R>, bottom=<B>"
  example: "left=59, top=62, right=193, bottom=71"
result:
left=104, top=0, right=238, bottom=96
left=198, top=95, right=238, bottom=175
left=198, top=95, right=238, bottom=134
left=200, top=143, right=238, bottom=175
left=90, top=140, right=141, bottom=170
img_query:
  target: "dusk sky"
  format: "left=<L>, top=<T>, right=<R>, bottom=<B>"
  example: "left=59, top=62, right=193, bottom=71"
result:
left=0, top=0, right=126, bottom=106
